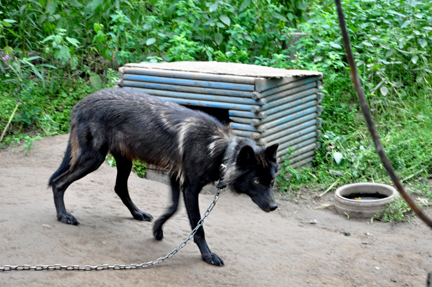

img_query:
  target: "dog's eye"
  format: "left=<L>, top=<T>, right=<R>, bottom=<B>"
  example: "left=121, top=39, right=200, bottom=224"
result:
left=254, top=180, right=260, bottom=184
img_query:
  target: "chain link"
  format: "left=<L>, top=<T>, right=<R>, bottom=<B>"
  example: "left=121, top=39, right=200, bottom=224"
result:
left=0, top=189, right=222, bottom=272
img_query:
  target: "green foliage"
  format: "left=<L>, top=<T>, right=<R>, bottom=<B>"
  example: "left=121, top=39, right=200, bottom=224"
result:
left=277, top=0, right=432, bottom=199
left=105, top=155, right=147, bottom=178
left=372, top=196, right=411, bottom=223
left=41, top=28, right=80, bottom=68
left=132, top=161, right=147, bottom=178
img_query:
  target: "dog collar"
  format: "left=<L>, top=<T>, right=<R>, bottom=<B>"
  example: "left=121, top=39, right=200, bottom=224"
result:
left=216, top=140, right=238, bottom=189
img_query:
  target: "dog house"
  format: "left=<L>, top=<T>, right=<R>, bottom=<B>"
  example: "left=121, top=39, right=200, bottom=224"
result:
left=116, top=62, right=323, bottom=168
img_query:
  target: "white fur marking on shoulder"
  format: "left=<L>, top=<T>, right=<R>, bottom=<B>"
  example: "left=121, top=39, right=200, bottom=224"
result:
left=208, top=141, right=217, bottom=156
left=178, top=119, right=194, bottom=160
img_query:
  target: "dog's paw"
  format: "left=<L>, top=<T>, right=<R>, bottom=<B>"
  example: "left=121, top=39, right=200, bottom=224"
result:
left=153, top=229, right=163, bottom=241
left=202, top=253, right=224, bottom=266
left=132, top=211, right=153, bottom=222
left=57, top=212, right=79, bottom=225
left=152, top=224, right=164, bottom=241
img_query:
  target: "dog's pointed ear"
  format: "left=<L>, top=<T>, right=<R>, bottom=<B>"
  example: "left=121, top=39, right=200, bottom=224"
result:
left=265, top=143, right=279, bottom=162
left=237, top=145, right=257, bottom=167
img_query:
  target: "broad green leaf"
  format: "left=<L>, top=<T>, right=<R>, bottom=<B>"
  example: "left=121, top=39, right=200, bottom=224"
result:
left=55, top=46, right=71, bottom=62
left=330, top=42, right=342, bottom=49
left=287, top=13, right=294, bottom=21
left=66, top=37, right=80, bottom=47
left=166, top=3, right=176, bottom=16
left=419, top=39, right=427, bottom=48
left=85, top=0, right=103, bottom=15
left=332, top=152, right=343, bottom=165
left=41, top=34, right=55, bottom=43
left=411, top=55, right=419, bottom=64
left=94, top=23, right=102, bottom=32
left=356, top=60, right=364, bottom=67
left=146, top=38, right=156, bottom=46
left=46, top=1, right=57, bottom=15
left=424, top=27, right=432, bottom=31
left=387, top=10, right=406, bottom=17
left=143, top=23, right=152, bottom=31
left=90, top=74, right=102, bottom=89
left=219, top=15, right=230, bottom=26
left=401, top=20, right=411, bottom=29
left=215, top=33, right=223, bottom=45
left=298, top=1, right=306, bottom=10
left=274, top=13, right=287, bottom=22
left=209, top=3, right=218, bottom=12
left=70, top=56, right=78, bottom=70
left=204, top=20, right=215, bottom=27
left=69, top=0, right=83, bottom=7
left=314, top=56, right=323, bottom=62
left=239, top=0, right=250, bottom=11
left=362, top=41, right=373, bottom=47
left=1, top=20, right=12, bottom=27
left=54, top=35, right=62, bottom=45
left=102, top=49, right=113, bottom=60
left=216, top=22, right=225, bottom=28
left=3, top=19, right=17, bottom=24
left=244, top=35, right=252, bottom=42
left=380, top=86, right=388, bottom=96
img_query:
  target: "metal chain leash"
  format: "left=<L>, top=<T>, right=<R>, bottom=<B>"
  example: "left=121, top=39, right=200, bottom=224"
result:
left=0, top=188, right=222, bottom=272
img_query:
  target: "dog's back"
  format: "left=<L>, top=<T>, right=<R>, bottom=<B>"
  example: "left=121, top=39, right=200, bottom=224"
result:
left=70, top=88, right=233, bottom=181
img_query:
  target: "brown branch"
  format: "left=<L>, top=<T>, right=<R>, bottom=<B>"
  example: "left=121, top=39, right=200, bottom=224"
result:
left=334, top=0, right=432, bottom=228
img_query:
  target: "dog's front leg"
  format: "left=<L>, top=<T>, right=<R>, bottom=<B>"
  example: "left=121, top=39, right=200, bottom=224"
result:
left=183, top=183, right=224, bottom=266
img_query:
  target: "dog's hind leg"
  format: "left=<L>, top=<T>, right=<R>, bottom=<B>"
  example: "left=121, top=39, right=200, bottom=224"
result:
left=51, top=147, right=107, bottom=225
left=153, top=175, right=181, bottom=240
left=183, top=182, right=224, bottom=266
left=113, top=155, right=153, bottom=221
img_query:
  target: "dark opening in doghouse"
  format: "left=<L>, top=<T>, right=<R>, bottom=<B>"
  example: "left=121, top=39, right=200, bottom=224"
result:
left=184, top=105, right=231, bottom=125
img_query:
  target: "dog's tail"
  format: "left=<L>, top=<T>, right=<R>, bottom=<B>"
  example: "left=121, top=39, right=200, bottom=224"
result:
left=48, top=141, right=72, bottom=187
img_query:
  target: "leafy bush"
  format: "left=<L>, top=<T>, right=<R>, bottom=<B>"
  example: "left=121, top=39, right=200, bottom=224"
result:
left=277, top=0, right=432, bottom=195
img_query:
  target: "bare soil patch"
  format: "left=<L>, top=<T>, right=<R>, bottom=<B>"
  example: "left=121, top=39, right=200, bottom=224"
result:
left=0, top=134, right=431, bottom=286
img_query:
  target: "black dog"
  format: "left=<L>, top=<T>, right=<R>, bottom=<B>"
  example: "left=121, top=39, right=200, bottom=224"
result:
left=49, top=88, right=279, bottom=266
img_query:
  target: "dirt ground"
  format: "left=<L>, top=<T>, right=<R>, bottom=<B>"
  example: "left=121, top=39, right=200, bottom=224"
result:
left=0, top=134, right=431, bottom=287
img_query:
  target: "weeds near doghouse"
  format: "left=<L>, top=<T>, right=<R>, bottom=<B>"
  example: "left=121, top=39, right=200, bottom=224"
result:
left=372, top=197, right=411, bottom=223
left=372, top=195, right=431, bottom=224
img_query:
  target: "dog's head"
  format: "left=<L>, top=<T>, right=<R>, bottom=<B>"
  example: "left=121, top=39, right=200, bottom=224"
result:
left=224, top=143, right=279, bottom=212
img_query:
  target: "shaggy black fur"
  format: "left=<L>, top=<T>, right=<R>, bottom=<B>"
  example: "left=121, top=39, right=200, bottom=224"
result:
left=49, top=88, right=279, bottom=266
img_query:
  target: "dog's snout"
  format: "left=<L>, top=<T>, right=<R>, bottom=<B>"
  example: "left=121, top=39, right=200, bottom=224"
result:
left=269, top=204, right=278, bottom=211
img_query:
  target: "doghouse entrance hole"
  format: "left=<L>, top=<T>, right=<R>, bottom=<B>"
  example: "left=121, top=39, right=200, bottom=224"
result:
left=185, top=105, right=231, bottom=125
